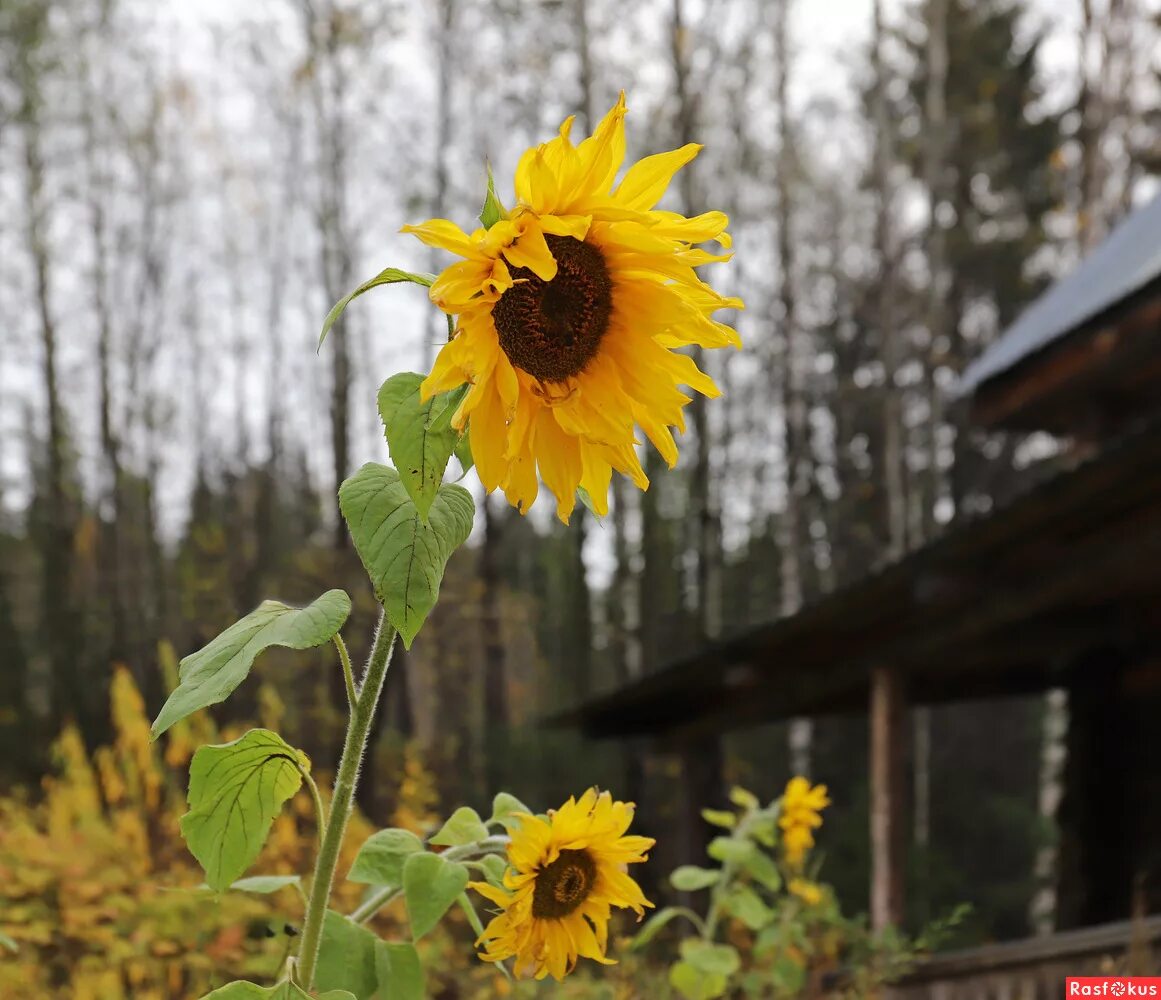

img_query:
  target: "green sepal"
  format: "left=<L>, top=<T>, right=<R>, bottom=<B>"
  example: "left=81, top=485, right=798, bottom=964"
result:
left=479, top=162, right=510, bottom=230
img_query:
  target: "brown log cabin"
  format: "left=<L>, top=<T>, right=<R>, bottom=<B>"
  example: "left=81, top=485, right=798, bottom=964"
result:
left=562, top=192, right=1161, bottom=993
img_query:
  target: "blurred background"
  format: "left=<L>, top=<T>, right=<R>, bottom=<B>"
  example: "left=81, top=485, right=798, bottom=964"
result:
left=1, top=0, right=1160, bottom=993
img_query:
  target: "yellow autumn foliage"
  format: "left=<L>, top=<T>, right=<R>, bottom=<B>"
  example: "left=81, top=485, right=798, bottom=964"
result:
left=0, top=662, right=377, bottom=1000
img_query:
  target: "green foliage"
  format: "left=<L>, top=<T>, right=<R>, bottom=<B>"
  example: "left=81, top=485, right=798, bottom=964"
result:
left=669, top=959, right=727, bottom=1000
left=318, top=268, right=435, bottom=349
left=375, top=941, right=426, bottom=1000
left=213, top=875, right=303, bottom=896
left=429, top=806, right=489, bottom=846
left=338, top=463, right=474, bottom=648
left=202, top=981, right=356, bottom=1000
left=637, top=784, right=968, bottom=999
left=402, top=851, right=470, bottom=940
left=670, top=866, right=721, bottom=891
left=488, top=791, right=530, bottom=831
left=180, top=729, right=310, bottom=891
left=315, top=911, right=379, bottom=999
left=151, top=591, right=351, bottom=738
left=348, top=828, right=424, bottom=887
left=377, top=374, right=469, bottom=521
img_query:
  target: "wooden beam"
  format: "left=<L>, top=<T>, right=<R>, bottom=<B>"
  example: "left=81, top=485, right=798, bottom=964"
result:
left=870, top=665, right=906, bottom=930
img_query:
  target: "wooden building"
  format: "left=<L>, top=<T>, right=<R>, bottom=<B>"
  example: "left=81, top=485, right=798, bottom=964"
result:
left=563, top=193, right=1161, bottom=987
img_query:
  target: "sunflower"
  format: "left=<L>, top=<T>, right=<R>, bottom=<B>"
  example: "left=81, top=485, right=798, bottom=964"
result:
left=468, top=788, right=655, bottom=981
left=788, top=878, right=824, bottom=907
left=779, top=776, right=830, bottom=869
left=403, top=93, right=742, bottom=522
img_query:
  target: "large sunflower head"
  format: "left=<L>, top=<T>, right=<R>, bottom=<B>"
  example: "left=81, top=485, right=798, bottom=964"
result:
left=403, top=93, right=743, bottom=523
left=468, top=788, right=655, bottom=981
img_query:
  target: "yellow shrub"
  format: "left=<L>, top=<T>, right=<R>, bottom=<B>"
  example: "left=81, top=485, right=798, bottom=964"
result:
left=0, top=664, right=374, bottom=1000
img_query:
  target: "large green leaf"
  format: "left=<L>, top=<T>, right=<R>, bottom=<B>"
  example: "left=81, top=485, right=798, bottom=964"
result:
left=403, top=851, right=469, bottom=940
left=375, top=941, right=426, bottom=1000
left=377, top=374, right=466, bottom=521
left=670, top=865, right=721, bottom=891
left=348, top=828, right=424, bottom=887
left=338, top=463, right=474, bottom=648
left=488, top=791, right=530, bottom=831
left=429, top=806, right=489, bottom=847
left=680, top=940, right=741, bottom=977
left=201, top=983, right=354, bottom=1000
left=669, top=959, right=729, bottom=1000
left=315, top=911, right=379, bottom=1000
left=318, top=267, right=434, bottom=350
left=151, top=591, right=351, bottom=738
left=180, top=729, right=309, bottom=891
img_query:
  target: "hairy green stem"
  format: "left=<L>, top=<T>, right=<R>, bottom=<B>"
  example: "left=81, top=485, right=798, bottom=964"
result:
left=298, top=767, right=328, bottom=844
left=351, top=886, right=402, bottom=924
left=333, top=634, right=356, bottom=708
left=297, top=611, right=397, bottom=988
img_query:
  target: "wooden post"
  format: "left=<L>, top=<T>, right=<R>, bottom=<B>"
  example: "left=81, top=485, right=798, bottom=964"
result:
left=870, top=665, right=906, bottom=930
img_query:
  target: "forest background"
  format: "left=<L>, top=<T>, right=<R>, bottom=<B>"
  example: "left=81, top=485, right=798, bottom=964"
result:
left=2, top=0, right=1159, bottom=959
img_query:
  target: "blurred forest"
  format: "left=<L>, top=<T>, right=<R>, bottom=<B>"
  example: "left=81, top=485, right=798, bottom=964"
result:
left=1, top=0, right=1160, bottom=949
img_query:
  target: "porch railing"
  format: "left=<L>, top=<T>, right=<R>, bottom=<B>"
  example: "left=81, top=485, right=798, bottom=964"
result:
left=895, top=916, right=1161, bottom=1000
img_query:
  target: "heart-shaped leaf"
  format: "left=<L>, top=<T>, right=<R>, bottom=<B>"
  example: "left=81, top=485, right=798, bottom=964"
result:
left=429, top=806, right=489, bottom=847
left=488, top=791, right=530, bottom=831
left=403, top=851, right=470, bottom=940
left=378, top=374, right=467, bottom=521
left=670, top=865, right=721, bottom=891
left=348, top=828, right=424, bottom=887
left=339, top=463, right=474, bottom=648
left=670, top=959, right=729, bottom=1000
left=180, top=729, right=309, bottom=891
left=151, top=590, right=351, bottom=738
left=680, top=939, right=741, bottom=977
left=375, top=940, right=426, bottom=1000
left=315, top=911, right=379, bottom=1000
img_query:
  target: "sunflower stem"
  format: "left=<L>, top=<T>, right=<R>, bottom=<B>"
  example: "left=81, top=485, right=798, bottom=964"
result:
left=296, top=610, right=397, bottom=989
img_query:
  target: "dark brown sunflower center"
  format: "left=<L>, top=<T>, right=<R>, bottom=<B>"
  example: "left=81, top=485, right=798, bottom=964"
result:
left=532, top=848, right=597, bottom=919
left=492, top=235, right=612, bottom=383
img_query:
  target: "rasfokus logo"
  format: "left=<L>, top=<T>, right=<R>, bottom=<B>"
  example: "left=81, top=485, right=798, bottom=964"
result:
left=1067, top=979, right=1161, bottom=996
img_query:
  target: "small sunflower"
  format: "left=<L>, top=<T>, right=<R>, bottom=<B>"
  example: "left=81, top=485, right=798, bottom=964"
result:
left=468, top=788, right=655, bottom=981
left=779, top=776, right=830, bottom=869
left=403, top=92, right=742, bottom=522
left=788, top=877, right=824, bottom=907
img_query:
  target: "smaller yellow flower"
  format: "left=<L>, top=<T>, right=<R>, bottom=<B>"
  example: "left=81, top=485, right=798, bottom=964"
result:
left=788, top=878, right=824, bottom=907
left=469, top=788, right=655, bottom=981
left=779, top=776, right=830, bottom=868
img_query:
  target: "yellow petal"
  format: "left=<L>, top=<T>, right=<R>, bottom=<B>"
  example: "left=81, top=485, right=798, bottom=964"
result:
left=401, top=218, right=485, bottom=259
left=614, top=143, right=701, bottom=211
